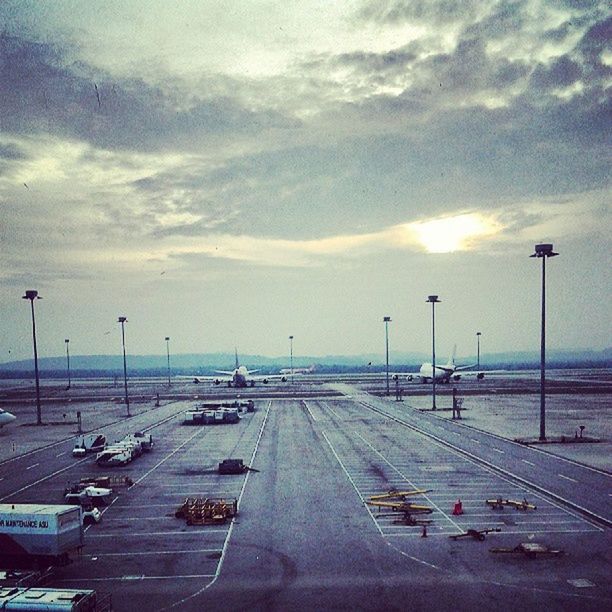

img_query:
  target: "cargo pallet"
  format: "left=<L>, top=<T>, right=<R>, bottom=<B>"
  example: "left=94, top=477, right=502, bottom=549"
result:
left=175, top=497, right=238, bottom=525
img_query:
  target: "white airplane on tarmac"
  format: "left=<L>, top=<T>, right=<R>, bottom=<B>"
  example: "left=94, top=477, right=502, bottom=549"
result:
left=0, top=409, right=17, bottom=428
left=395, top=346, right=484, bottom=384
left=210, top=349, right=288, bottom=388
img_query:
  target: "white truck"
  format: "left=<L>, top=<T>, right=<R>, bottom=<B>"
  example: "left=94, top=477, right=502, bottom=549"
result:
left=0, top=504, right=83, bottom=568
left=72, top=434, right=106, bottom=458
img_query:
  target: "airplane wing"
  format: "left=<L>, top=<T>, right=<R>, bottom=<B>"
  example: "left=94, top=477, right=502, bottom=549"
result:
left=214, top=370, right=235, bottom=375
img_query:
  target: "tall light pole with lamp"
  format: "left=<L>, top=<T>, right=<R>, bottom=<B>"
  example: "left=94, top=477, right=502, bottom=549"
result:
left=165, top=336, right=171, bottom=387
left=118, top=317, right=130, bottom=417
left=426, top=295, right=441, bottom=410
left=289, top=335, right=294, bottom=384
left=383, top=316, right=391, bottom=396
left=476, top=332, right=482, bottom=370
left=22, top=290, right=42, bottom=425
left=530, top=243, right=558, bottom=441
left=65, top=338, right=71, bottom=390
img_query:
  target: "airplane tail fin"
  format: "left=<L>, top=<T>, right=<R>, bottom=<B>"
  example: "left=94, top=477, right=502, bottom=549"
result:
left=235, top=347, right=239, bottom=369
left=447, top=345, right=457, bottom=368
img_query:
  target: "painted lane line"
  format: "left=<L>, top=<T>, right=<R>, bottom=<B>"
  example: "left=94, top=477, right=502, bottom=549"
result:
left=25, top=463, right=39, bottom=470
left=522, top=460, right=535, bottom=466
left=322, top=432, right=440, bottom=571
left=559, top=474, right=578, bottom=483
left=86, top=530, right=228, bottom=538
left=324, top=402, right=342, bottom=420
left=55, top=574, right=217, bottom=583
left=470, top=438, right=481, bottom=444
left=321, top=431, right=383, bottom=536
left=303, top=401, right=318, bottom=422
left=56, top=451, right=67, bottom=457
left=355, top=431, right=463, bottom=534
left=493, top=449, right=505, bottom=454
left=88, top=549, right=222, bottom=557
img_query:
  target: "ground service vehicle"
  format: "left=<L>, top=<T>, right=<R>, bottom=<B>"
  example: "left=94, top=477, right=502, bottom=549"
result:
left=72, top=435, right=106, bottom=458
left=64, top=486, right=112, bottom=507
left=0, top=587, right=107, bottom=611
left=0, top=505, right=83, bottom=568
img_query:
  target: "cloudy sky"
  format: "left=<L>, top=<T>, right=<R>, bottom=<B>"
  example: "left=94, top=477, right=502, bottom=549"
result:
left=0, top=0, right=610, bottom=364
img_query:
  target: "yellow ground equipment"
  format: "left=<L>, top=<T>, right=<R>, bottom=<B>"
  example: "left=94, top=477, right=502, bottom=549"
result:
left=367, top=489, right=433, bottom=524
left=450, top=528, right=501, bottom=541
left=490, top=543, right=563, bottom=558
left=175, top=497, right=238, bottom=526
left=486, top=498, right=536, bottom=511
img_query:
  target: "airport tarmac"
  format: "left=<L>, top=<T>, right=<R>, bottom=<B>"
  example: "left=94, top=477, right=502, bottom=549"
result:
left=0, top=371, right=610, bottom=611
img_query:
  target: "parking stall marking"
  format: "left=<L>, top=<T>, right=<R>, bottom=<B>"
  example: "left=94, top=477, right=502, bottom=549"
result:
left=320, top=412, right=599, bottom=540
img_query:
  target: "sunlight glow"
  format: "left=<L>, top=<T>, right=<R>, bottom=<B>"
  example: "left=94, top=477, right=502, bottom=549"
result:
left=409, top=213, right=502, bottom=253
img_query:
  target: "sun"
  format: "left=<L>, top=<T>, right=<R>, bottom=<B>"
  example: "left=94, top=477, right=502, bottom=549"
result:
left=410, top=213, right=502, bottom=253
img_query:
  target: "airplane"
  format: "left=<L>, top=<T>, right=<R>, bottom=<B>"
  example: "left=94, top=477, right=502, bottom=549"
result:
left=0, top=408, right=17, bottom=428
left=394, top=346, right=484, bottom=384
left=279, top=364, right=316, bottom=376
left=210, top=349, right=287, bottom=387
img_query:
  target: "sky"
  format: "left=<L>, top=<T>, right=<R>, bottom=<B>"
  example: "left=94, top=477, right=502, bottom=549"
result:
left=0, top=0, right=610, bottom=364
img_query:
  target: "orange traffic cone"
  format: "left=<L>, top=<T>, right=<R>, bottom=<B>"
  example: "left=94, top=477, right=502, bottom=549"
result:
left=452, top=499, right=463, bottom=515
left=421, top=524, right=428, bottom=537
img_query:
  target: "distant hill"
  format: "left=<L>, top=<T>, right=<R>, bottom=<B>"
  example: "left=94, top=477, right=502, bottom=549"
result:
left=0, top=348, right=609, bottom=378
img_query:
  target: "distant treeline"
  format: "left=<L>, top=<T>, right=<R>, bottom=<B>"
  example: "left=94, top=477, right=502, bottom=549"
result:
left=0, top=359, right=609, bottom=379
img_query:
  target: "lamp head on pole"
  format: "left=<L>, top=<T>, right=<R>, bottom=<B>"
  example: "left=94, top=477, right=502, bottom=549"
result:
left=165, top=336, right=170, bottom=342
left=476, top=332, right=481, bottom=337
left=530, top=243, right=558, bottom=258
left=383, top=316, right=391, bottom=322
left=65, top=338, right=69, bottom=343
left=426, top=295, right=440, bottom=303
left=118, top=316, right=127, bottom=324
left=22, top=290, right=40, bottom=301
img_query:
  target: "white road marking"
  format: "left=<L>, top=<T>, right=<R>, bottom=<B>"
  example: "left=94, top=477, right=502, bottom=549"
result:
left=558, top=474, right=578, bottom=483
left=303, top=401, right=318, bottom=421
left=57, top=574, right=217, bottom=583
left=470, top=438, right=481, bottom=444
left=26, top=463, right=39, bottom=470
left=324, top=403, right=342, bottom=419
left=493, top=449, right=505, bottom=454
left=56, top=451, right=67, bottom=457
left=522, top=460, right=535, bottom=466
left=88, top=549, right=222, bottom=557
left=86, top=530, right=228, bottom=538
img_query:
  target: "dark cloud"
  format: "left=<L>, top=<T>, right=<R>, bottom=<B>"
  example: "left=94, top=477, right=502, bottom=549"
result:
left=358, top=0, right=484, bottom=25
left=530, top=55, right=583, bottom=90
left=0, top=143, right=27, bottom=160
left=0, top=34, right=298, bottom=153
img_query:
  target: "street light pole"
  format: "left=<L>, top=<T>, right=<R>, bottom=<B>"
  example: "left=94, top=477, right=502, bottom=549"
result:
left=22, top=290, right=42, bottom=425
left=383, top=317, right=391, bottom=396
left=476, top=332, right=481, bottom=370
left=165, top=336, right=171, bottom=387
left=530, top=243, right=558, bottom=441
left=118, top=317, right=130, bottom=417
left=426, top=295, right=441, bottom=410
left=65, top=338, right=71, bottom=390
left=289, top=335, right=294, bottom=384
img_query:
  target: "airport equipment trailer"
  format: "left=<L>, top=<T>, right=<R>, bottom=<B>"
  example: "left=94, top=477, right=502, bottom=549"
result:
left=0, top=587, right=110, bottom=611
left=490, top=543, right=564, bottom=558
left=0, top=505, right=83, bottom=568
left=486, top=498, right=537, bottom=511
left=450, top=528, right=501, bottom=541
left=175, top=498, right=238, bottom=525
